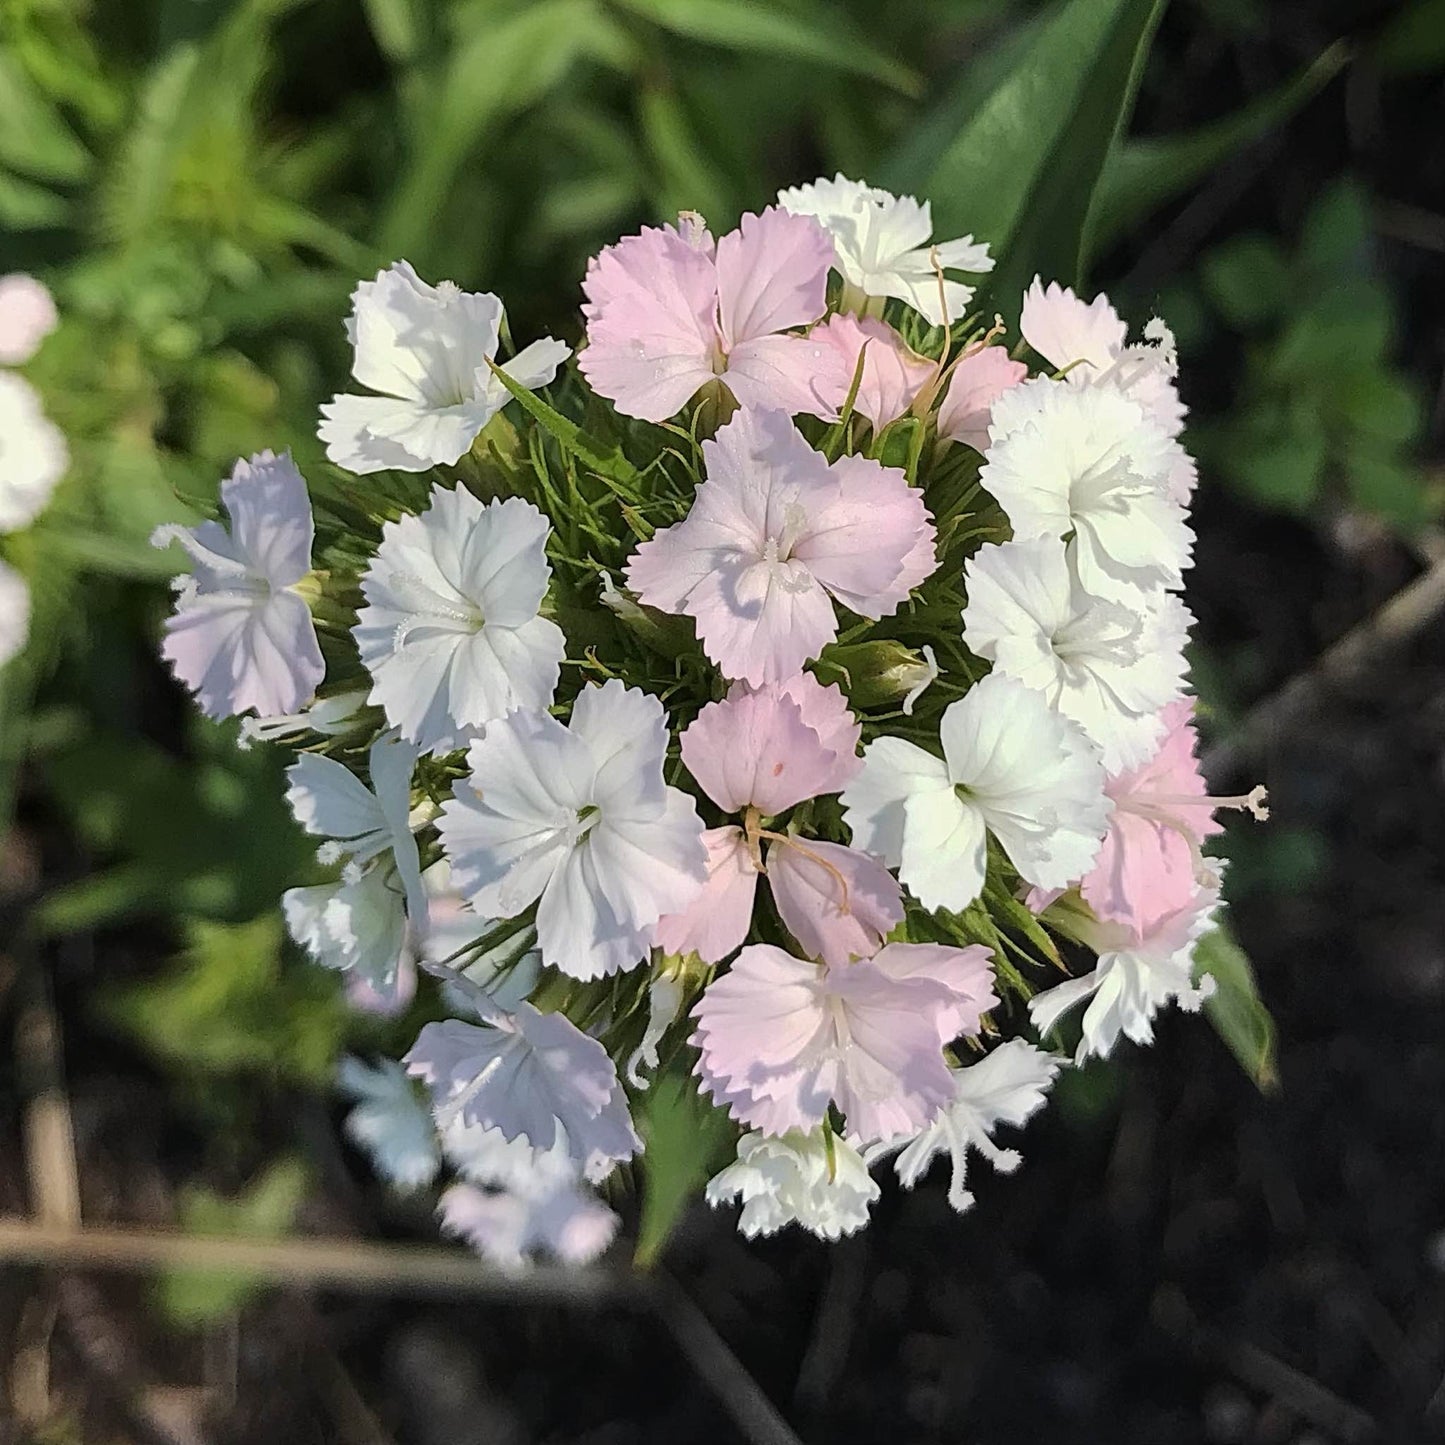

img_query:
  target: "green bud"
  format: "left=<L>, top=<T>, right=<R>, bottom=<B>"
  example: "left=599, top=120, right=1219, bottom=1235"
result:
left=816, top=638, right=938, bottom=710
left=597, top=571, right=698, bottom=659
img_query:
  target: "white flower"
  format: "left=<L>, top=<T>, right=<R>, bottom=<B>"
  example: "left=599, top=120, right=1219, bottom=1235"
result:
left=337, top=1056, right=439, bottom=1192
left=866, top=1040, right=1061, bottom=1212
left=1028, top=884, right=1218, bottom=1062
left=285, top=731, right=427, bottom=929
left=842, top=671, right=1109, bottom=913
left=0, top=272, right=58, bottom=366
left=151, top=450, right=325, bottom=720
left=405, top=1000, right=641, bottom=1180
left=778, top=174, right=993, bottom=327
left=439, top=1180, right=618, bottom=1270
left=319, top=261, right=569, bottom=474
left=438, top=679, right=707, bottom=981
left=238, top=690, right=368, bottom=751
left=0, top=558, right=29, bottom=668
left=706, top=1130, right=879, bottom=1241
left=1020, top=278, right=1193, bottom=502
left=354, top=487, right=564, bottom=754
left=284, top=864, right=408, bottom=990
left=0, top=371, right=66, bottom=533
left=438, top=1115, right=620, bottom=1267
left=961, top=538, right=1190, bottom=770
left=982, top=378, right=1192, bottom=602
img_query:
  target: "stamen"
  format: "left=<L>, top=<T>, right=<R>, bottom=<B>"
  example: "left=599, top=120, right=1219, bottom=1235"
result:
left=760, top=830, right=853, bottom=916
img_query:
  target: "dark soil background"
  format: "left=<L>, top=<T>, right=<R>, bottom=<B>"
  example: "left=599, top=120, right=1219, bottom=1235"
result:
left=3, top=3, right=1444, bottom=1443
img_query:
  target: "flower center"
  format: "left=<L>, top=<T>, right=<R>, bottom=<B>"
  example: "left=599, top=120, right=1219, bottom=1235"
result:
left=568, top=803, right=602, bottom=847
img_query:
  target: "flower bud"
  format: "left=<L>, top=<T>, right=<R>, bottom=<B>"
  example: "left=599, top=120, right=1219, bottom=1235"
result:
left=597, top=570, right=698, bottom=658
left=818, top=639, right=938, bottom=711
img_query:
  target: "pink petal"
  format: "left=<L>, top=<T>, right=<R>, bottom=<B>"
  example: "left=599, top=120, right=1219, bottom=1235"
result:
left=715, top=208, right=833, bottom=348
left=869, top=941, right=997, bottom=1041
left=579, top=223, right=720, bottom=421
left=767, top=837, right=904, bottom=967
left=653, top=826, right=759, bottom=964
left=682, top=685, right=848, bottom=814
left=811, top=313, right=934, bottom=430
left=1081, top=699, right=1222, bottom=937
left=937, top=345, right=1028, bottom=451
left=797, top=453, right=936, bottom=616
left=0, top=273, right=57, bottom=366
left=1019, top=276, right=1126, bottom=375
left=724, top=331, right=848, bottom=416
left=772, top=672, right=861, bottom=784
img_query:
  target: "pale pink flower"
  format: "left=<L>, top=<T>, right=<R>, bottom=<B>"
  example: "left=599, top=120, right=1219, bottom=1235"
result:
left=0, top=273, right=58, bottom=365
left=626, top=407, right=936, bottom=685
left=937, top=345, right=1027, bottom=451
left=810, top=313, right=934, bottom=430
left=680, top=675, right=859, bottom=816
left=1081, top=699, right=1266, bottom=938
left=766, top=838, right=903, bottom=968
left=868, top=941, right=997, bottom=1043
left=656, top=674, right=887, bottom=965
left=653, top=825, right=759, bottom=963
left=579, top=208, right=844, bottom=421
left=691, top=943, right=967, bottom=1144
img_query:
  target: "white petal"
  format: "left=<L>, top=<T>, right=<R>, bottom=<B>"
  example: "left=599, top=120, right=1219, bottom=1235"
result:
left=840, top=736, right=951, bottom=867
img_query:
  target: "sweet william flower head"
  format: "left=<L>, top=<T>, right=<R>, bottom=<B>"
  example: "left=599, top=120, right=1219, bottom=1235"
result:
left=842, top=671, right=1110, bottom=913
left=626, top=407, right=936, bottom=685
left=355, top=487, right=564, bottom=754
left=579, top=207, right=844, bottom=422
left=962, top=538, right=1191, bottom=771
left=866, top=1039, right=1060, bottom=1212
left=983, top=377, right=1192, bottom=602
left=438, top=680, right=707, bottom=980
left=152, top=450, right=324, bottom=721
left=706, top=1129, right=879, bottom=1241
left=319, top=261, right=568, bottom=474
left=778, top=174, right=993, bottom=326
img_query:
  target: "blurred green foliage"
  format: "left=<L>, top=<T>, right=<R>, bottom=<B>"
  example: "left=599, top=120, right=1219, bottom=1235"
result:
left=1177, top=180, right=1436, bottom=528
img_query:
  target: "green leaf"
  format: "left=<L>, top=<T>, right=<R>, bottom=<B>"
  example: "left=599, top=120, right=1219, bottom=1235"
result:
left=1192, top=923, right=1277, bottom=1091
left=638, top=83, right=736, bottom=224
left=381, top=0, right=634, bottom=259
left=887, top=0, right=1166, bottom=317
left=103, top=915, right=348, bottom=1086
left=0, top=168, right=71, bottom=229
left=0, top=49, right=92, bottom=183
left=634, top=1071, right=733, bottom=1269
left=612, top=0, right=920, bottom=95
left=1373, top=0, right=1445, bottom=74
left=157, top=1158, right=310, bottom=1325
left=1199, top=234, right=1291, bottom=330
left=362, top=0, right=432, bottom=63
left=484, top=358, right=642, bottom=489
left=1091, top=43, right=1349, bottom=251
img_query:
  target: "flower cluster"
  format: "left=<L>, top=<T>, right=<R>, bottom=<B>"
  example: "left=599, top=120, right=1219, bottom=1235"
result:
left=0, top=274, right=67, bottom=669
left=155, top=175, right=1266, bottom=1259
